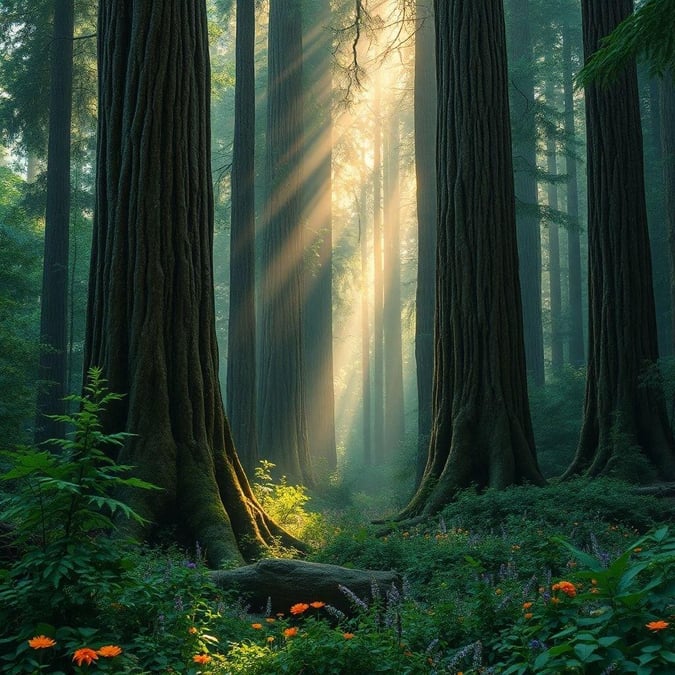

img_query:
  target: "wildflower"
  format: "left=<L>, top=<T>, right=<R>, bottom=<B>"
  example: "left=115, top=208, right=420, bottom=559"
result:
left=552, top=581, right=576, bottom=597
left=343, top=632, right=355, bottom=639
left=28, top=635, right=56, bottom=649
left=646, top=620, right=670, bottom=632
left=633, top=547, right=643, bottom=553
left=310, top=601, right=325, bottom=609
left=188, top=626, right=198, bottom=634
left=265, top=617, right=276, bottom=623
left=73, top=648, right=99, bottom=666
left=267, top=636, right=275, bottom=643
left=524, top=612, right=534, bottom=620
left=550, top=596, right=561, bottom=605
left=97, top=645, right=122, bottom=658
left=522, top=602, right=533, bottom=610
left=290, top=603, right=310, bottom=615
left=495, top=588, right=503, bottom=595
left=284, top=627, right=298, bottom=638
left=251, top=623, right=263, bottom=630
left=193, top=653, right=211, bottom=664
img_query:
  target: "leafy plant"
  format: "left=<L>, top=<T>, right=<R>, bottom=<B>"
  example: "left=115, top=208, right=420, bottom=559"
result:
left=0, top=367, right=158, bottom=672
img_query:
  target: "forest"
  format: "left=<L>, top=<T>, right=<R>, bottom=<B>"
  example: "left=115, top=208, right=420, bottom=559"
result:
left=0, top=0, right=674, bottom=672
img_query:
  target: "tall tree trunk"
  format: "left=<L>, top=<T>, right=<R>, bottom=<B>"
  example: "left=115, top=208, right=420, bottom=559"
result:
left=662, top=74, right=675, bottom=354
left=302, top=0, right=337, bottom=474
left=86, top=0, right=303, bottom=566
left=35, top=0, right=74, bottom=444
left=414, top=0, right=436, bottom=483
left=258, top=0, right=314, bottom=486
left=506, top=0, right=545, bottom=386
left=226, top=0, right=257, bottom=473
left=359, top=183, right=372, bottom=466
left=372, top=76, right=385, bottom=463
left=545, top=83, right=563, bottom=372
left=565, top=0, right=675, bottom=481
left=399, top=0, right=546, bottom=520
left=563, top=25, right=585, bottom=367
left=383, top=111, right=404, bottom=453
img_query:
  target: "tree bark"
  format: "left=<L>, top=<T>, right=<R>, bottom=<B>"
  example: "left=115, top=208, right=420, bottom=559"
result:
left=565, top=0, right=675, bottom=481
left=302, top=0, right=337, bottom=474
left=226, top=0, right=258, bottom=473
left=414, top=0, right=436, bottom=483
left=563, top=25, right=585, bottom=367
left=35, top=0, right=74, bottom=443
left=85, top=0, right=303, bottom=565
left=662, top=74, right=675, bottom=355
left=258, top=0, right=314, bottom=486
left=399, top=0, right=546, bottom=520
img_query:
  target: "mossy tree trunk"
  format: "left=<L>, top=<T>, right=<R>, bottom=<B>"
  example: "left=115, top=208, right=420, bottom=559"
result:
left=564, top=0, right=675, bottom=481
left=85, top=0, right=303, bottom=566
left=399, top=0, right=546, bottom=520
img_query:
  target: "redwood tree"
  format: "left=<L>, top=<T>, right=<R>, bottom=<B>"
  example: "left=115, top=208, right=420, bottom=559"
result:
left=85, top=0, right=302, bottom=565
left=565, top=0, right=675, bottom=480
left=400, top=0, right=546, bottom=519
left=226, top=0, right=257, bottom=472
left=35, top=0, right=73, bottom=443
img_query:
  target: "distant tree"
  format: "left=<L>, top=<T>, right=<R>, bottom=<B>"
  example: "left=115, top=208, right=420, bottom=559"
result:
left=562, top=23, right=585, bottom=367
left=399, top=0, right=546, bottom=519
left=413, top=0, right=436, bottom=482
left=506, top=0, right=545, bottom=387
left=226, top=0, right=257, bottom=473
left=35, top=0, right=74, bottom=443
left=564, top=0, right=675, bottom=481
left=662, top=77, right=675, bottom=353
left=258, top=0, right=314, bottom=485
left=86, top=0, right=303, bottom=565
left=302, top=0, right=337, bottom=473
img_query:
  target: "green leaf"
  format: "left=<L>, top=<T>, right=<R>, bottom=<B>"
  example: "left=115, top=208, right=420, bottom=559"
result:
left=574, top=643, right=598, bottom=662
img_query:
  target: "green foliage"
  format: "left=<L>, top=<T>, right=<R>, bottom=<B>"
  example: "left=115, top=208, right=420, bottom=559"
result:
left=0, top=368, right=158, bottom=672
left=529, top=367, right=585, bottom=476
left=252, top=460, right=326, bottom=548
left=577, top=0, right=675, bottom=88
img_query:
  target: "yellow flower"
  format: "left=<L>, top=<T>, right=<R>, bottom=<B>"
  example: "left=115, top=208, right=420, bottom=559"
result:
left=193, top=653, right=211, bottom=664
left=267, top=636, right=275, bottom=643
left=495, top=588, right=503, bottom=595
left=97, top=645, right=122, bottom=658
left=310, top=601, right=326, bottom=609
left=28, top=635, right=56, bottom=649
left=283, top=627, right=298, bottom=638
left=646, top=620, right=670, bottom=632
left=550, top=596, right=561, bottom=605
left=634, top=547, right=643, bottom=553
left=73, top=648, right=99, bottom=666
left=290, top=603, right=310, bottom=615
left=343, top=632, right=355, bottom=639
left=251, top=623, right=263, bottom=630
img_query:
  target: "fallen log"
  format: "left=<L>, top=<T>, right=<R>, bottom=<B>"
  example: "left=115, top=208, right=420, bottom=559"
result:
left=209, top=558, right=401, bottom=615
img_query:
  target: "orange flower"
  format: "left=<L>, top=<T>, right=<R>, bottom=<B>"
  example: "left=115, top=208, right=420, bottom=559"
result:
left=188, top=626, right=198, bottom=635
left=73, top=648, right=99, bottom=666
left=97, top=645, right=122, bottom=658
left=28, top=635, right=56, bottom=649
left=343, top=632, right=355, bottom=639
left=251, top=623, right=263, bottom=630
left=552, top=581, right=576, bottom=598
left=290, top=603, right=310, bottom=615
left=283, top=627, right=298, bottom=638
left=265, top=617, right=276, bottom=623
left=550, top=597, right=561, bottom=605
left=646, top=620, right=670, bottom=632
left=634, top=547, right=643, bottom=553
left=267, top=636, right=275, bottom=643
left=524, top=613, right=534, bottom=620
left=522, top=602, right=533, bottom=610
left=193, top=653, right=211, bottom=664
left=310, top=601, right=326, bottom=609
